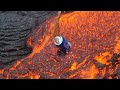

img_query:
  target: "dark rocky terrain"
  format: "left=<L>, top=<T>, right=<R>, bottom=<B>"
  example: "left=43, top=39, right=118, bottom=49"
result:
left=0, top=11, right=57, bottom=66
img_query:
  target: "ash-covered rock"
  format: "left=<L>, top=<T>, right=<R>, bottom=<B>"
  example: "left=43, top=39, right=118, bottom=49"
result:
left=0, top=11, right=57, bottom=66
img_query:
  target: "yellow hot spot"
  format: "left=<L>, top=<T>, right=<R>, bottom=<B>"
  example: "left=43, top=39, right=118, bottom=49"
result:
left=94, top=52, right=112, bottom=65
left=89, top=64, right=99, bottom=79
left=70, top=61, right=78, bottom=71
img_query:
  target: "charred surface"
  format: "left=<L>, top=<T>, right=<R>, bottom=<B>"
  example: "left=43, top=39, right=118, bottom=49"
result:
left=0, top=11, right=57, bottom=65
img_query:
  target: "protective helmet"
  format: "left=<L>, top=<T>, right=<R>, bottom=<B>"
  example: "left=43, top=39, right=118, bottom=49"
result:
left=54, top=36, right=63, bottom=45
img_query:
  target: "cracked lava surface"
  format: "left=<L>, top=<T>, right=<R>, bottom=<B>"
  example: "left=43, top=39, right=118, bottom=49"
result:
left=0, top=11, right=120, bottom=79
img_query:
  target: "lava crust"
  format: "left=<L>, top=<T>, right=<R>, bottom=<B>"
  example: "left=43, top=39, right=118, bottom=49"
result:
left=0, top=11, right=120, bottom=79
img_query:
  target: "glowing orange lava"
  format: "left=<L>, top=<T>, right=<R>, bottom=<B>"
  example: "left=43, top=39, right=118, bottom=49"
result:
left=0, top=11, right=120, bottom=79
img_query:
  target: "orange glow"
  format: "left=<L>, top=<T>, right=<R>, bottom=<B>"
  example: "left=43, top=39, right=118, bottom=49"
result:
left=88, top=64, right=99, bottom=79
left=0, top=11, right=120, bottom=79
left=0, top=69, right=4, bottom=74
left=78, top=64, right=99, bottom=79
left=101, top=67, right=106, bottom=77
left=29, top=35, right=51, bottom=58
left=70, top=61, right=78, bottom=71
left=94, top=52, right=112, bottom=65
left=10, top=61, right=21, bottom=70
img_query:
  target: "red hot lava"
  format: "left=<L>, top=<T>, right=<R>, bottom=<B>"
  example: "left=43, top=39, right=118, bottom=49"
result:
left=0, top=11, right=120, bottom=79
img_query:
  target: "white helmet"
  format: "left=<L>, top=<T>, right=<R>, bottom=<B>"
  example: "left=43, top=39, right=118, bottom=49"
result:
left=54, top=36, right=63, bottom=45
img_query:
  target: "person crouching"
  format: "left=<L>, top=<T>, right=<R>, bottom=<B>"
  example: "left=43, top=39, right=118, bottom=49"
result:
left=54, top=36, right=71, bottom=56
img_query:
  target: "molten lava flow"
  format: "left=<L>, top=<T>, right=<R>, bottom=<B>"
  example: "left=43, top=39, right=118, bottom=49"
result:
left=94, top=52, right=112, bottom=65
left=0, top=11, right=120, bottom=79
left=80, top=64, right=99, bottom=79
left=70, top=61, right=78, bottom=71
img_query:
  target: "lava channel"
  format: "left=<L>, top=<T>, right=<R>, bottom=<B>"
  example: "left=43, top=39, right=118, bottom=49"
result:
left=0, top=11, right=120, bottom=79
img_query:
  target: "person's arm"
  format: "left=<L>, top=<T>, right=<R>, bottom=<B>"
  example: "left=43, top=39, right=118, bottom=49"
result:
left=53, top=11, right=62, bottom=37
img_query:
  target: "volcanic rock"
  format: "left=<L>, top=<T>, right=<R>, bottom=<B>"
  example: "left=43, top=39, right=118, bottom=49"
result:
left=0, top=11, right=57, bottom=65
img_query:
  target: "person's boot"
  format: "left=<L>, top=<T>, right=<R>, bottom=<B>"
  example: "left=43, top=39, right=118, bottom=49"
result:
left=57, top=49, right=66, bottom=56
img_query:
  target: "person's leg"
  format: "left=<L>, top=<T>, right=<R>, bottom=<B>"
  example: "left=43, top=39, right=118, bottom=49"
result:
left=68, top=42, right=71, bottom=47
left=57, top=46, right=66, bottom=56
left=66, top=42, right=71, bottom=52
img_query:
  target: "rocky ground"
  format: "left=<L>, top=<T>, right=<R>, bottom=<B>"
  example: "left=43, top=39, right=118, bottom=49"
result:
left=0, top=11, right=119, bottom=79
left=0, top=11, right=57, bottom=66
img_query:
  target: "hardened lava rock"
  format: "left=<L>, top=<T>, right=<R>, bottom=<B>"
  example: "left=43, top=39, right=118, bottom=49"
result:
left=0, top=11, right=57, bottom=66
